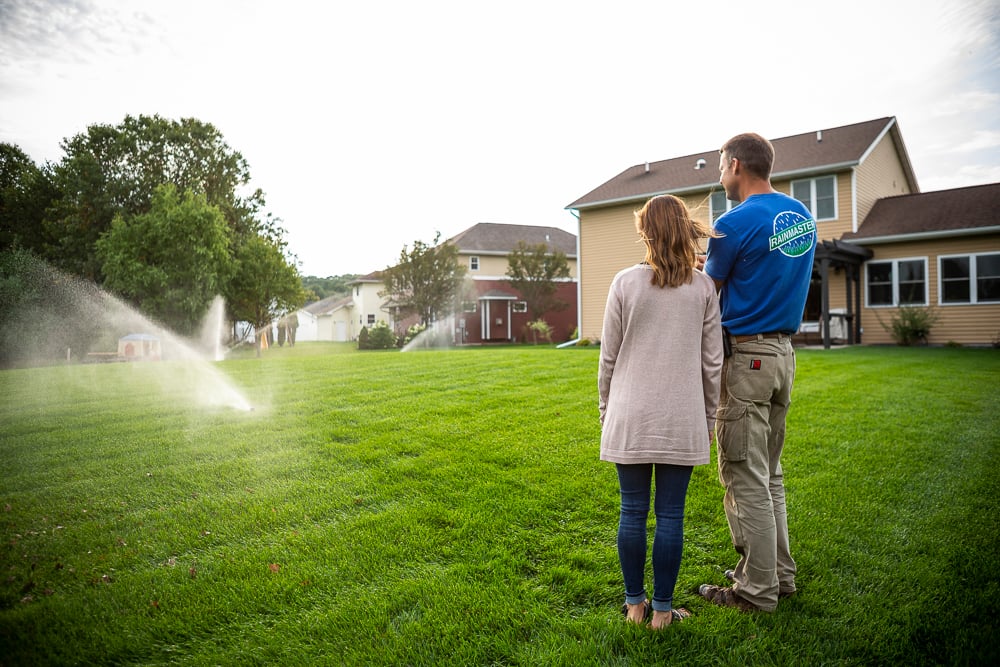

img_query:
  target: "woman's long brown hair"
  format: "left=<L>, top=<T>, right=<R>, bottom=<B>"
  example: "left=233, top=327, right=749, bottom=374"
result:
left=635, top=194, right=716, bottom=288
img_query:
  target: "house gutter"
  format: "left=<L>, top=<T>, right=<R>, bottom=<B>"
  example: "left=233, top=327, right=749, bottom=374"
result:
left=559, top=208, right=583, bottom=349
left=850, top=226, right=1000, bottom=245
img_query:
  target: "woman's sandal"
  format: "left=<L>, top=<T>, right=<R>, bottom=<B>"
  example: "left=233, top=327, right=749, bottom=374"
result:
left=621, top=600, right=653, bottom=624
left=650, top=607, right=691, bottom=630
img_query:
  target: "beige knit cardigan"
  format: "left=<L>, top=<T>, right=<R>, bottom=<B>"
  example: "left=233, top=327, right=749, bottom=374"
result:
left=598, top=265, right=723, bottom=466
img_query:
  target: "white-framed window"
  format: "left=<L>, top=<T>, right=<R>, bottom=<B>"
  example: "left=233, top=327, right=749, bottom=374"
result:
left=469, top=256, right=480, bottom=271
left=866, top=258, right=928, bottom=307
left=791, top=175, right=837, bottom=221
left=710, top=190, right=738, bottom=223
left=512, top=301, right=528, bottom=313
left=462, top=301, right=478, bottom=313
left=939, top=252, right=1000, bottom=304
left=367, top=314, right=376, bottom=325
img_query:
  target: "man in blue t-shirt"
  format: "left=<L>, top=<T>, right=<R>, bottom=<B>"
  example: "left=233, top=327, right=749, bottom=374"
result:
left=700, top=132, right=816, bottom=612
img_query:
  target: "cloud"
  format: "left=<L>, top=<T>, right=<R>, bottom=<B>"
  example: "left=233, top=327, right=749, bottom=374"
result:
left=0, top=0, right=157, bottom=67
left=930, top=91, right=1000, bottom=118
left=921, top=163, right=1000, bottom=192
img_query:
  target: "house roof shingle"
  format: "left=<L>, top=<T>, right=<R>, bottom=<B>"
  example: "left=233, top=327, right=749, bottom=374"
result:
left=567, top=117, right=913, bottom=209
left=447, top=223, right=577, bottom=256
left=843, top=183, right=1000, bottom=242
left=303, top=294, right=353, bottom=315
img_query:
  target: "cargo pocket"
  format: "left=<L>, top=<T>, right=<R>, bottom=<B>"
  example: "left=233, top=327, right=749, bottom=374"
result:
left=716, top=400, right=750, bottom=462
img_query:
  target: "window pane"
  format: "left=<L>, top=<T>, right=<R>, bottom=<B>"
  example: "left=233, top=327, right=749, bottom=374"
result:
left=941, top=256, right=970, bottom=279
left=792, top=181, right=812, bottom=209
left=976, top=254, right=1000, bottom=302
left=898, top=260, right=924, bottom=282
left=868, top=284, right=893, bottom=306
left=942, top=280, right=970, bottom=303
left=867, top=262, right=893, bottom=305
left=868, top=263, right=892, bottom=283
left=977, top=277, right=1000, bottom=302
left=710, top=191, right=728, bottom=222
left=815, top=177, right=835, bottom=219
left=977, top=254, right=1000, bottom=278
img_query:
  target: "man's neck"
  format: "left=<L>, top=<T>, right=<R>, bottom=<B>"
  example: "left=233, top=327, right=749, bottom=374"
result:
left=739, top=178, right=775, bottom=200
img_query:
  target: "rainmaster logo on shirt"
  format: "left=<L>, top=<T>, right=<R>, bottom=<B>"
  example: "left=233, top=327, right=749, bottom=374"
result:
left=769, top=211, right=817, bottom=257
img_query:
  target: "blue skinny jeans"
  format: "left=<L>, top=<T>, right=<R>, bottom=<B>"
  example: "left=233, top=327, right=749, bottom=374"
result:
left=615, top=463, right=693, bottom=612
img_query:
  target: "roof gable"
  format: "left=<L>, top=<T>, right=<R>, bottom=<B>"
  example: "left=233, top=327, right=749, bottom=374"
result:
left=447, top=223, right=577, bottom=256
left=568, top=117, right=904, bottom=209
left=844, top=182, right=1000, bottom=242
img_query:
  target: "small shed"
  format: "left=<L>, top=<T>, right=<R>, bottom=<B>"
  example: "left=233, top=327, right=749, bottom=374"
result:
left=117, top=333, right=161, bottom=361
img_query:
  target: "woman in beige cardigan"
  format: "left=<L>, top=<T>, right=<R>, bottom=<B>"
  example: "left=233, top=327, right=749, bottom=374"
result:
left=598, top=194, right=723, bottom=629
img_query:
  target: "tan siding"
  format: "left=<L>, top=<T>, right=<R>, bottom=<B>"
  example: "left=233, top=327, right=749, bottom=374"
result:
left=857, top=235, right=1000, bottom=345
left=474, top=255, right=512, bottom=276
left=855, top=132, right=913, bottom=229
left=580, top=204, right=644, bottom=340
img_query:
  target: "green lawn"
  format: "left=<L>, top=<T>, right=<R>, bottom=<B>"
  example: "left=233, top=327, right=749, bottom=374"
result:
left=1, top=344, right=998, bottom=665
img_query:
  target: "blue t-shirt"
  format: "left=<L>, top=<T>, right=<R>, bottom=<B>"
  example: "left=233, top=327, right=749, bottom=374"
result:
left=705, top=192, right=817, bottom=335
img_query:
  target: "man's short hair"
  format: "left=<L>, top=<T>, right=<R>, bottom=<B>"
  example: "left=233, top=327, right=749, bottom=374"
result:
left=721, top=133, right=774, bottom=181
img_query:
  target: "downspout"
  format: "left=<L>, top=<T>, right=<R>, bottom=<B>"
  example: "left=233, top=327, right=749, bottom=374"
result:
left=557, top=209, right=583, bottom=348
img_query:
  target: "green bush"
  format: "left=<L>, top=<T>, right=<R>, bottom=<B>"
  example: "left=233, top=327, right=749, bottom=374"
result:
left=357, top=326, right=370, bottom=350
left=366, top=320, right=398, bottom=349
left=878, top=306, right=940, bottom=346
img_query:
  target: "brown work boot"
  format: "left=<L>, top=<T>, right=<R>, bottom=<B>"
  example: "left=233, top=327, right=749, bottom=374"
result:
left=698, top=584, right=759, bottom=612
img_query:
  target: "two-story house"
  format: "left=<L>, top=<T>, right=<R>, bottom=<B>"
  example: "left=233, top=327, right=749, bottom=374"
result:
left=567, top=117, right=1000, bottom=346
left=448, top=223, right=578, bottom=344
left=291, top=273, right=387, bottom=343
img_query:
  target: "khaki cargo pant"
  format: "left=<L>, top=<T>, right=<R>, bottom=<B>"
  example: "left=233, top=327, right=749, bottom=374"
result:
left=715, top=334, right=798, bottom=611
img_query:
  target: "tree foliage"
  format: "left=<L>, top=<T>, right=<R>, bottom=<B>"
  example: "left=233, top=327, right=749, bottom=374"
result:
left=380, top=233, right=466, bottom=325
left=0, top=143, right=59, bottom=255
left=96, top=184, right=232, bottom=336
left=2, top=116, right=304, bottom=342
left=44, top=114, right=272, bottom=280
left=505, top=241, right=571, bottom=321
left=301, top=274, right=359, bottom=302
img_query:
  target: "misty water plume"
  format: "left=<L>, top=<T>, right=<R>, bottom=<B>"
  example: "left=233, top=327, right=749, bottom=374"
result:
left=0, top=251, right=252, bottom=411
left=400, top=315, right=456, bottom=352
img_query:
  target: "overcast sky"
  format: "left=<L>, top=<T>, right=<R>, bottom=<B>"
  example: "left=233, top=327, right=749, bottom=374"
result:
left=1, top=0, right=998, bottom=277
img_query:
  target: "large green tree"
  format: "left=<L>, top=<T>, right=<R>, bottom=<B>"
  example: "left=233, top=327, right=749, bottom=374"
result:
left=96, top=184, right=232, bottom=336
left=380, top=233, right=466, bottom=325
left=505, top=241, right=571, bottom=321
left=45, top=115, right=272, bottom=280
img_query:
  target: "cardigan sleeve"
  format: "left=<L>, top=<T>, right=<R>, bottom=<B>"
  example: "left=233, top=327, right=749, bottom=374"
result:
left=701, top=284, right=723, bottom=433
left=597, top=277, right=624, bottom=422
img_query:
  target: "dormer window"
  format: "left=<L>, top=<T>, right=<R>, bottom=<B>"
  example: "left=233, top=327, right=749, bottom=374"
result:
left=791, top=175, right=837, bottom=220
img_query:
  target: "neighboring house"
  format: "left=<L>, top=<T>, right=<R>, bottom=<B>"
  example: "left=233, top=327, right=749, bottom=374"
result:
left=296, top=294, right=353, bottom=342
left=566, top=116, right=1000, bottom=346
left=293, top=273, right=390, bottom=343
left=447, top=223, right=578, bottom=344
